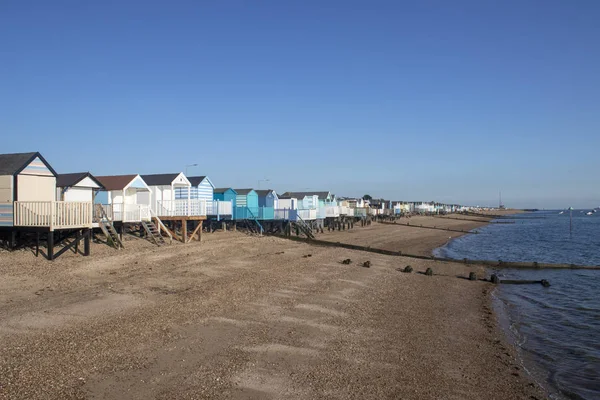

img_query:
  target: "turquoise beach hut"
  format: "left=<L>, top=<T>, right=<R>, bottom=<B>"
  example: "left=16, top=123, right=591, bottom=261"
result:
left=213, top=188, right=237, bottom=204
left=233, top=188, right=258, bottom=219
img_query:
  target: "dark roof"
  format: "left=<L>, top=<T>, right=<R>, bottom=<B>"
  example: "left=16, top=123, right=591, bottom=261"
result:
left=214, top=188, right=237, bottom=194
left=281, top=191, right=330, bottom=200
left=255, top=189, right=275, bottom=197
left=95, top=175, right=139, bottom=191
left=187, top=176, right=207, bottom=186
left=141, top=173, right=181, bottom=186
left=56, top=172, right=104, bottom=189
left=0, top=152, right=57, bottom=176
left=234, top=188, right=256, bottom=195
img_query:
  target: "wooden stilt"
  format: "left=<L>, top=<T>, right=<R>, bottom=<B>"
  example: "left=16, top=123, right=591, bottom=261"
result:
left=75, top=230, right=80, bottom=253
left=84, top=229, right=91, bottom=256
left=47, top=231, right=54, bottom=261
left=181, top=219, right=187, bottom=243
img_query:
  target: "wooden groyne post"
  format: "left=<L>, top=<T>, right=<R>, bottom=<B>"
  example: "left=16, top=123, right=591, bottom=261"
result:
left=272, top=235, right=600, bottom=270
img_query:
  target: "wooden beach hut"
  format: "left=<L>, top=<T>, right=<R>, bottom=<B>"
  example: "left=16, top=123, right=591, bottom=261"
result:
left=0, top=152, right=93, bottom=259
left=177, top=176, right=231, bottom=217
left=256, top=189, right=278, bottom=208
left=213, top=188, right=237, bottom=204
left=177, top=176, right=214, bottom=203
left=140, top=173, right=193, bottom=217
left=256, top=189, right=277, bottom=220
left=56, top=172, right=104, bottom=202
left=139, top=173, right=208, bottom=244
left=94, top=174, right=152, bottom=223
left=233, top=189, right=259, bottom=218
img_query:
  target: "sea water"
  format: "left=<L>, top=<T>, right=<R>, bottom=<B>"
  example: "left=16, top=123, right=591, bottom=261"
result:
left=434, top=211, right=600, bottom=400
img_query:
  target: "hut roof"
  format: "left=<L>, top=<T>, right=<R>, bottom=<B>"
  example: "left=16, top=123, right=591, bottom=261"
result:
left=234, top=189, right=255, bottom=195
left=281, top=191, right=331, bottom=200
left=187, top=176, right=207, bottom=186
left=0, top=152, right=57, bottom=176
left=214, top=188, right=236, bottom=194
left=56, top=172, right=104, bottom=189
left=255, top=189, right=275, bottom=197
left=141, top=173, right=181, bottom=186
left=95, top=175, right=138, bottom=191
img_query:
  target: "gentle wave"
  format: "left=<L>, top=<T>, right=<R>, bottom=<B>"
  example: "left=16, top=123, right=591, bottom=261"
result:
left=440, top=211, right=600, bottom=400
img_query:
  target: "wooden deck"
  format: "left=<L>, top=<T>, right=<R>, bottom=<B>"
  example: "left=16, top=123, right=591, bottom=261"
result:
left=157, top=215, right=207, bottom=221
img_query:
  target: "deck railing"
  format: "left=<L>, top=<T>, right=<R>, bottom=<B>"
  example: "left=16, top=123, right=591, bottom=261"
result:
left=233, top=206, right=260, bottom=220
left=156, top=199, right=207, bottom=217
left=14, top=201, right=93, bottom=230
left=297, top=209, right=317, bottom=220
left=206, top=200, right=233, bottom=216
left=354, top=208, right=368, bottom=217
left=274, top=208, right=298, bottom=221
left=98, top=203, right=150, bottom=222
left=320, top=206, right=340, bottom=218
left=339, top=206, right=354, bottom=215
left=258, top=207, right=274, bottom=220
left=93, top=204, right=112, bottom=222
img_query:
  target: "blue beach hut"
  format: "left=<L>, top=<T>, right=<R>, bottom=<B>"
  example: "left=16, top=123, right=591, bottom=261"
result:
left=233, top=189, right=258, bottom=219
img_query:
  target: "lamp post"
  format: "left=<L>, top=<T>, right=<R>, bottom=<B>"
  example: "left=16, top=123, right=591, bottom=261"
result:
left=185, top=163, right=198, bottom=176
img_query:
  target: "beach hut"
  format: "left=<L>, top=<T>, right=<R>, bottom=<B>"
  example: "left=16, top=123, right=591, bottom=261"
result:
left=211, top=188, right=236, bottom=219
left=177, top=176, right=214, bottom=202
left=95, top=174, right=152, bottom=222
left=214, top=188, right=237, bottom=203
left=140, top=173, right=196, bottom=217
left=56, top=172, right=104, bottom=202
left=175, top=175, right=231, bottom=217
left=256, top=189, right=278, bottom=208
left=0, top=152, right=93, bottom=259
left=256, top=189, right=277, bottom=220
left=233, top=189, right=259, bottom=219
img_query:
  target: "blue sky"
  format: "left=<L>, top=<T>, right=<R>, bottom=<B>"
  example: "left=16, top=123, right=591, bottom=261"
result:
left=1, top=0, right=599, bottom=208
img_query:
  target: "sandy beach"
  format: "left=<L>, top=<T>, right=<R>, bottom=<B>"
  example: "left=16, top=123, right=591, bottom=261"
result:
left=0, top=212, right=546, bottom=399
left=319, top=215, right=490, bottom=257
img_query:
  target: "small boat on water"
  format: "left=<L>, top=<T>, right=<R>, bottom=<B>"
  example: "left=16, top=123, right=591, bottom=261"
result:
left=586, top=211, right=593, bottom=216
left=559, top=211, right=564, bottom=214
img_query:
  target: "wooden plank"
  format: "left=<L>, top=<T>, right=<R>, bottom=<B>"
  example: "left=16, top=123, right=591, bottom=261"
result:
left=181, top=219, right=187, bottom=244
left=159, top=220, right=182, bottom=242
left=188, top=221, right=202, bottom=243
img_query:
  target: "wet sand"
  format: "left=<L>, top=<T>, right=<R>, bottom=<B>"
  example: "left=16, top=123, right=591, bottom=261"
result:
left=0, top=213, right=546, bottom=399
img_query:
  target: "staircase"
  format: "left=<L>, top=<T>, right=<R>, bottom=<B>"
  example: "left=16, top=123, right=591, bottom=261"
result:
left=99, top=220, right=124, bottom=249
left=141, top=219, right=166, bottom=246
left=95, top=205, right=124, bottom=249
left=245, top=207, right=263, bottom=235
left=294, top=215, right=315, bottom=239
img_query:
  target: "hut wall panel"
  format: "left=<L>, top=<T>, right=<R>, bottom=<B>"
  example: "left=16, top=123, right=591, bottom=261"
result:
left=75, top=176, right=102, bottom=188
left=197, top=179, right=213, bottom=202
left=236, top=195, right=247, bottom=208
left=16, top=175, right=56, bottom=201
left=0, top=204, right=13, bottom=227
left=175, top=179, right=213, bottom=202
left=0, top=175, right=13, bottom=203
left=247, top=192, right=259, bottom=210
left=20, top=157, right=54, bottom=176
left=63, top=187, right=93, bottom=202
left=111, top=190, right=124, bottom=204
